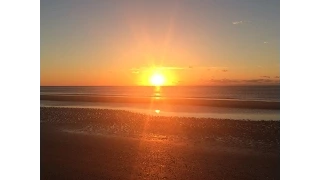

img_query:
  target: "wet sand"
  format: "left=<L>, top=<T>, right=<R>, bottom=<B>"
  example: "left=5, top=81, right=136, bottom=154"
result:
left=41, top=107, right=279, bottom=179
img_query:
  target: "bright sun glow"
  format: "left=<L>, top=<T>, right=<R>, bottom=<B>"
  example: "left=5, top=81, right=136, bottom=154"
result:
left=138, top=67, right=177, bottom=86
left=150, top=73, right=165, bottom=86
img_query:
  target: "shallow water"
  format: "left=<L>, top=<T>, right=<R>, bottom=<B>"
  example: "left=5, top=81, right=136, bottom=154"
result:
left=40, top=100, right=280, bottom=121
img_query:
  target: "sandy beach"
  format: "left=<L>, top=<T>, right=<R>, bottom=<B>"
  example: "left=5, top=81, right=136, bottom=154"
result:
left=41, top=107, right=279, bottom=179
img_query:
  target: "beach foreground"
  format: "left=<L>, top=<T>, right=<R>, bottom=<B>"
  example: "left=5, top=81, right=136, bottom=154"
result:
left=41, top=107, right=279, bottom=179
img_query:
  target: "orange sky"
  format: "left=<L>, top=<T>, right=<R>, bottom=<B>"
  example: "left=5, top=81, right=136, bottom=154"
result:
left=41, top=65, right=279, bottom=86
left=41, top=0, right=279, bottom=86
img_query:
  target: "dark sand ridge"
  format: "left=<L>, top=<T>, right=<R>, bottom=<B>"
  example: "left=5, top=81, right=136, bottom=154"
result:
left=41, top=107, right=279, bottom=179
left=41, top=94, right=280, bottom=109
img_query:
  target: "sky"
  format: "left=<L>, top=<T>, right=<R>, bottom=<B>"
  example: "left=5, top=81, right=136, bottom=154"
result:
left=41, top=0, right=279, bottom=86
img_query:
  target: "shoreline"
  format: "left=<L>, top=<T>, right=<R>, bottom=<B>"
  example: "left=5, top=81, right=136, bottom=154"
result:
left=41, top=107, right=280, bottom=149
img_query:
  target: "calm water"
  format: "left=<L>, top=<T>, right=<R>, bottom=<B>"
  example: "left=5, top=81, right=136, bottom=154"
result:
left=40, top=86, right=280, bottom=121
left=40, top=100, right=280, bottom=121
left=41, top=86, right=280, bottom=101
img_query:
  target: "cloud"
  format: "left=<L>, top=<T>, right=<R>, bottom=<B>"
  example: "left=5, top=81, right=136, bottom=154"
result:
left=232, top=20, right=251, bottom=25
left=208, top=78, right=280, bottom=84
left=160, top=67, right=185, bottom=70
left=209, top=79, right=239, bottom=83
left=264, top=41, right=268, bottom=44
left=275, top=76, right=280, bottom=79
left=209, top=67, right=229, bottom=72
left=260, top=76, right=270, bottom=78
left=130, top=66, right=229, bottom=72
left=130, top=68, right=140, bottom=74
left=131, top=66, right=185, bottom=72
left=195, top=66, right=228, bottom=71
left=242, top=79, right=278, bottom=83
left=232, top=21, right=243, bottom=25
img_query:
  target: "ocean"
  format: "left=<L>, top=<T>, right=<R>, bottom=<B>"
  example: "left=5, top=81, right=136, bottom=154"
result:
left=40, top=86, right=280, bottom=121
left=41, top=86, right=279, bottom=101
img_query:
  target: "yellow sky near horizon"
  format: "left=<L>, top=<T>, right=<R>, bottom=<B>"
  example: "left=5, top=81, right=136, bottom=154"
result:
left=41, top=65, right=279, bottom=86
left=41, top=0, right=279, bottom=86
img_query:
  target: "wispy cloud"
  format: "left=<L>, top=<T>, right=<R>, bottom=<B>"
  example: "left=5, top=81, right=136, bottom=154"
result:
left=232, top=21, right=243, bottom=25
left=264, top=41, right=268, bottom=44
left=195, top=66, right=228, bottom=70
left=209, top=79, right=239, bottom=83
left=243, top=79, right=276, bottom=83
left=159, top=67, right=185, bottom=70
left=232, top=20, right=251, bottom=25
left=209, top=78, right=280, bottom=84
left=131, top=66, right=229, bottom=72
left=260, top=76, right=270, bottom=78
left=130, top=68, right=140, bottom=74
left=130, top=66, right=185, bottom=73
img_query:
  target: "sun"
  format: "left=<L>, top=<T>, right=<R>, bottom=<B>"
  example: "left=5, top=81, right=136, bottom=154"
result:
left=150, top=73, right=165, bottom=86
left=138, top=67, right=177, bottom=86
